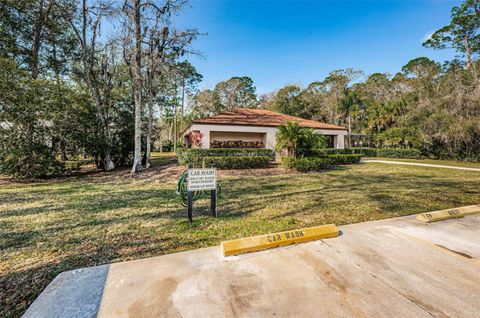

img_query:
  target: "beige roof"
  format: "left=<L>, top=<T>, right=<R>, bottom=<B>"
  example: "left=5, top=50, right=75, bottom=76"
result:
left=193, top=108, right=347, bottom=130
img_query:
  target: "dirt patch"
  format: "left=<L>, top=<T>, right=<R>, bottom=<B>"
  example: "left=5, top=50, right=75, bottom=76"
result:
left=121, top=156, right=184, bottom=182
left=127, top=277, right=181, bottom=318
left=226, top=272, right=262, bottom=316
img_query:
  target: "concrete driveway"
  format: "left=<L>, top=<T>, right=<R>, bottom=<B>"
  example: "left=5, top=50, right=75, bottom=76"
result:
left=25, top=214, right=480, bottom=318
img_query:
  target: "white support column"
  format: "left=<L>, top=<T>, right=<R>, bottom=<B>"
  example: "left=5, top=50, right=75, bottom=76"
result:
left=200, top=129, right=210, bottom=148
left=333, top=134, right=345, bottom=149
left=265, top=130, right=277, bottom=149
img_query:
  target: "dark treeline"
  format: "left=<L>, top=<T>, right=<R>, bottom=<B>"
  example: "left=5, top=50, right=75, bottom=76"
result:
left=260, top=58, right=480, bottom=161
left=191, top=0, right=480, bottom=161
left=0, top=0, right=201, bottom=178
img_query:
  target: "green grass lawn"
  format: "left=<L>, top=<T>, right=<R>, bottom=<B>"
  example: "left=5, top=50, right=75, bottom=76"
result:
left=365, top=157, right=480, bottom=168
left=151, top=151, right=175, bottom=158
left=1, top=161, right=479, bottom=317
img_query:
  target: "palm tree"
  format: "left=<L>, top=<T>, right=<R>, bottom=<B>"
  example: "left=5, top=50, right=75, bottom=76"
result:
left=277, top=121, right=329, bottom=157
left=275, top=121, right=303, bottom=157
left=340, top=89, right=361, bottom=147
left=298, top=128, right=327, bottom=156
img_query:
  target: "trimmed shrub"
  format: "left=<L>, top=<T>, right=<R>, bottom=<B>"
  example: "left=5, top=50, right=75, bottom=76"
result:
left=281, top=157, right=333, bottom=172
left=347, top=148, right=377, bottom=157
left=327, top=154, right=362, bottom=165
left=306, top=148, right=345, bottom=156
left=282, top=154, right=361, bottom=172
left=0, top=143, right=65, bottom=179
left=280, top=157, right=296, bottom=169
left=177, top=148, right=275, bottom=166
left=203, top=156, right=271, bottom=169
left=376, top=148, right=422, bottom=159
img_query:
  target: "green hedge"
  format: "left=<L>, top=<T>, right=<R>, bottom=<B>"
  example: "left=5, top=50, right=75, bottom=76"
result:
left=327, top=154, right=362, bottom=165
left=203, top=156, right=271, bottom=169
left=177, top=148, right=275, bottom=166
left=282, top=154, right=361, bottom=172
left=306, top=148, right=345, bottom=156
left=348, top=148, right=377, bottom=157
left=376, top=148, right=422, bottom=159
left=281, top=157, right=333, bottom=172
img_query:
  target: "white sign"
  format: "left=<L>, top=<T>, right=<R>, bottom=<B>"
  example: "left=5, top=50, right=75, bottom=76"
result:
left=188, top=168, right=217, bottom=191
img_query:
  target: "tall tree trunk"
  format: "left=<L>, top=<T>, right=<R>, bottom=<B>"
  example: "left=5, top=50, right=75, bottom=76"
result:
left=145, top=101, right=153, bottom=168
left=180, top=77, right=185, bottom=131
left=144, top=33, right=155, bottom=169
left=173, top=80, right=178, bottom=154
left=145, top=55, right=154, bottom=169
left=31, top=0, right=55, bottom=78
left=52, top=38, right=70, bottom=162
left=80, top=0, right=115, bottom=172
left=69, top=0, right=116, bottom=170
left=348, top=115, right=352, bottom=147
left=31, top=0, right=45, bottom=78
left=59, top=140, right=68, bottom=161
left=101, top=115, right=115, bottom=171
left=131, top=0, right=143, bottom=174
left=465, top=37, right=471, bottom=70
left=173, top=106, right=177, bottom=154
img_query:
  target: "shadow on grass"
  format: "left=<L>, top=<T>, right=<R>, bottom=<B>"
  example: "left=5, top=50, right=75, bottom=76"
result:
left=366, top=193, right=403, bottom=212
left=186, top=169, right=477, bottom=223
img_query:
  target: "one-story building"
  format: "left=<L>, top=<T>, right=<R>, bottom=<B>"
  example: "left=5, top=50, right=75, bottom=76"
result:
left=182, top=108, right=347, bottom=149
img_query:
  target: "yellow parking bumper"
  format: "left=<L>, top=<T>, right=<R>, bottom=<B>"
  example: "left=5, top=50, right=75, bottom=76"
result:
left=221, top=224, right=339, bottom=257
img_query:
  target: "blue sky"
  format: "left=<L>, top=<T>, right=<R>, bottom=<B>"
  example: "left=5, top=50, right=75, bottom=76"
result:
left=175, top=0, right=461, bottom=95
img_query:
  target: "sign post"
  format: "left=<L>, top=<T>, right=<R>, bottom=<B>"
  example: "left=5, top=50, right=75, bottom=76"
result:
left=187, top=189, right=193, bottom=223
left=210, top=163, right=217, bottom=218
left=187, top=165, right=217, bottom=223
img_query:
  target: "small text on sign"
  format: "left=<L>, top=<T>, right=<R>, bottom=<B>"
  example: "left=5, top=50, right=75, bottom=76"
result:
left=188, top=168, right=217, bottom=191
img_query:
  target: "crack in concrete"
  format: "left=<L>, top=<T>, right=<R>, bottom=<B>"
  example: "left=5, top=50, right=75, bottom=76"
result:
left=435, top=244, right=474, bottom=259
left=321, top=239, right=437, bottom=318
